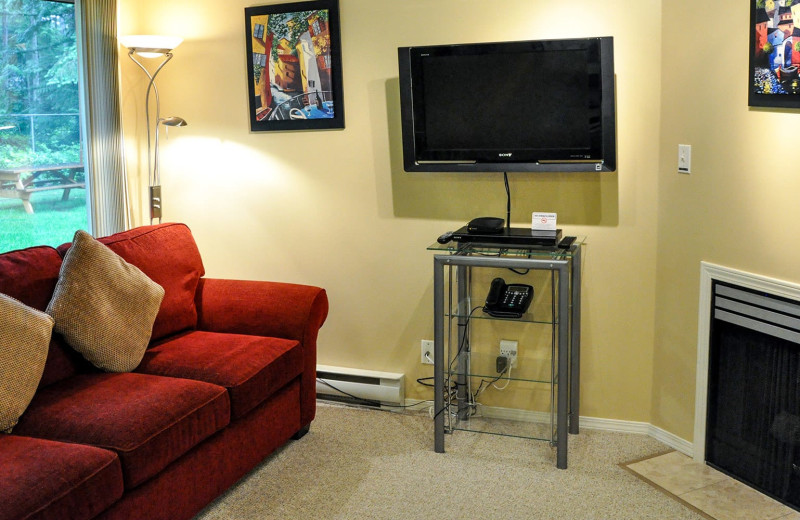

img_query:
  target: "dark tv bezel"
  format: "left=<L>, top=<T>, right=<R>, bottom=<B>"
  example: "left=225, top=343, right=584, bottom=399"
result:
left=398, top=37, right=616, bottom=173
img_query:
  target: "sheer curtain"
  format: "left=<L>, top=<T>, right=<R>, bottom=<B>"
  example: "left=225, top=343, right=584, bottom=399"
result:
left=75, top=0, right=130, bottom=236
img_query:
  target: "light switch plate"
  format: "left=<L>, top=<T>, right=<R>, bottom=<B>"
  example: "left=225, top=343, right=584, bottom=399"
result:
left=678, top=144, right=691, bottom=174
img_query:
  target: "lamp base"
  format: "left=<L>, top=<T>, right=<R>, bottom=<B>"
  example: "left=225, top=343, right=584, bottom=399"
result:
left=150, top=185, right=162, bottom=220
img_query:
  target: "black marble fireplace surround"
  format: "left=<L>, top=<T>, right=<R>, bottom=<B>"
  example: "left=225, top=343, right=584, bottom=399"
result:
left=707, top=280, right=800, bottom=510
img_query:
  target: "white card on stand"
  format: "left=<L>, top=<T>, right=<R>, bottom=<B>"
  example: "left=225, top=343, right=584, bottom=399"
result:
left=532, top=212, right=557, bottom=231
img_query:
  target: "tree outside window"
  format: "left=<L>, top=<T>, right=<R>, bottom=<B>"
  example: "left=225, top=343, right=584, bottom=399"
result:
left=0, top=0, right=87, bottom=253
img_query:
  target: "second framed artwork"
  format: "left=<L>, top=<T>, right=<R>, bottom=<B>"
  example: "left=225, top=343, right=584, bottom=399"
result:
left=245, top=0, right=345, bottom=131
left=749, top=0, right=800, bottom=108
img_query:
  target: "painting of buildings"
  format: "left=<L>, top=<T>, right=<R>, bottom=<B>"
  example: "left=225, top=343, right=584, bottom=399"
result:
left=752, top=0, right=800, bottom=97
left=248, top=7, right=335, bottom=122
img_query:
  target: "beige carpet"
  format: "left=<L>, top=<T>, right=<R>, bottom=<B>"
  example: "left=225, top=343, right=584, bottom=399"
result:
left=195, top=403, right=705, bottom=519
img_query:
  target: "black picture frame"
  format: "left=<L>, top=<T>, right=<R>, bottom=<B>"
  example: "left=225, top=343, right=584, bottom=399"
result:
left=244, top=0, right=345, bottom=131
left=749, top=0, right=800, bottom=108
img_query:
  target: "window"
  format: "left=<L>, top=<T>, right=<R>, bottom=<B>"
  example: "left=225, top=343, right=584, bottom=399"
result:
left=0, top=0, right=87, bottom=253
left=254, top=52, right=267, bottom=68
left=254, top=23, right=265, bottom=40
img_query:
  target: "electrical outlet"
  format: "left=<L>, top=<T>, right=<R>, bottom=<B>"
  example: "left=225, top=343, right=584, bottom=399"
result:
left=421, top=339, right=434, bottom=364
left=499, top=339, right=518, bottom=368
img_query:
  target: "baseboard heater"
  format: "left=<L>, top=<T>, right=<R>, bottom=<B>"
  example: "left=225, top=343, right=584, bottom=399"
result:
left=316, top=364, right=404, bottom=408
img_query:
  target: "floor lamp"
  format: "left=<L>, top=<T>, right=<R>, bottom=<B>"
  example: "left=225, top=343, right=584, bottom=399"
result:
left=119, top=35, right=187, bottom=223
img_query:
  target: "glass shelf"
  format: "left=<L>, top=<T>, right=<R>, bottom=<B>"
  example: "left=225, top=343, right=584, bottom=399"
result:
left=442, top=375, right=557, bottom=442
left=446, top=305, right=557, bottom=325
left=428, top=235, right=585, bottom=258
left=449, top=417, right=554, bottom=442
left=447, top=369, right=555, bottom=385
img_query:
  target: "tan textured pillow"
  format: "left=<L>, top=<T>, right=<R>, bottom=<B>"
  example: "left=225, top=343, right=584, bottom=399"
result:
left=46, top=230, right=165, bottom=372
left=0, top=293, right=53, bottom=433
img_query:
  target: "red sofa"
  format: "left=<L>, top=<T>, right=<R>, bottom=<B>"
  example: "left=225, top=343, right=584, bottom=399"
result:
left=0, top=223, right=328, bottom=520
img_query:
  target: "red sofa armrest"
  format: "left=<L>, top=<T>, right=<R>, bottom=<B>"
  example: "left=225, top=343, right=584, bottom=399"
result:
left=194, top=278, right=329, bottom=428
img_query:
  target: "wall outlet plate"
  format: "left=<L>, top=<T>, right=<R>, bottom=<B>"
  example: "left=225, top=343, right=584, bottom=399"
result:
left=499, top=339, right=518, bottom=368
left=421, top=339, right=434, bottom=364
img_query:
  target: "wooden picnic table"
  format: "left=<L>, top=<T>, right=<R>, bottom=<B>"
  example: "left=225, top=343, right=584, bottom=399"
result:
left=0, top=163, right=85, bottom=214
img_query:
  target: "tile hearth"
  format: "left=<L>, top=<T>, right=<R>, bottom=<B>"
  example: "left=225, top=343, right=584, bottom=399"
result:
left=624, top=451, right=800, bottom=520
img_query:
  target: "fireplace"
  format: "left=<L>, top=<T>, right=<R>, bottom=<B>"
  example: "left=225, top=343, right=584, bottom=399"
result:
left=695, top=263, right=800, bottom=510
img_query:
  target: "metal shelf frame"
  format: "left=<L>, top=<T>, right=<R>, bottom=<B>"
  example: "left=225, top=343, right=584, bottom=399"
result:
left=432, top=243, right=581, bottom=469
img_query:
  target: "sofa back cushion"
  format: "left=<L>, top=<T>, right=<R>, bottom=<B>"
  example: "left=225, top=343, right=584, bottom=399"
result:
left=0, top=245, right=61, bottom=311
left=59, top=223, right=205, bottom=342
left=0, top=246, right=88, bottom=387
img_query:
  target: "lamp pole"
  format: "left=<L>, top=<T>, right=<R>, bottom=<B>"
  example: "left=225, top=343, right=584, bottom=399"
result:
left=120, top=35, right=186, bottom=224
left=126, top=50, right=172, bottom=222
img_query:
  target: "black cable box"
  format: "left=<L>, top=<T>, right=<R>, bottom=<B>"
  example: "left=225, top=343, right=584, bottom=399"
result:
left=451, top=226, right=562, bottom=247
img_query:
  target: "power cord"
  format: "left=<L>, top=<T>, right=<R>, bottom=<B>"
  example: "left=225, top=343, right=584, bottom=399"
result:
left=472, top=355, right=511, bottom=399
left=504, top=171, right=511, bottom=230
left=447, top=306, right=485, bottom=417
left=492, top=357, right=512, bottom=390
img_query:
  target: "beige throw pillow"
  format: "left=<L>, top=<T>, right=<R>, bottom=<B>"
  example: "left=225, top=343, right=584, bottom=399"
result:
left=0, top=293, right=54, bottom=433
left=46, top=230, right=165, bottom=372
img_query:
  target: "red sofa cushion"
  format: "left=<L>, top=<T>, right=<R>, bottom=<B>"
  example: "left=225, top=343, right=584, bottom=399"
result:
left=195, top=278, right=329, bottom=428
left=57, top=223, right=206, bottom=342
left=0, top=245, right=91, bottom=388
left=13, top=372, right=229, bottom=489
left=1, top=435, right=123, bottom=520
left=0, top=245, right=61, bottom=311
left=100, top=223, right=205, bottom=341
left=95, top=382, right=302, bottom=520
left=139, top=331, right=303, bottom=419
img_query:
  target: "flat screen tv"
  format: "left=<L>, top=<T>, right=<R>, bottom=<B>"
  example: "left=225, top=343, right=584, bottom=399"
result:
left=398, top=37, right=616, bottom=173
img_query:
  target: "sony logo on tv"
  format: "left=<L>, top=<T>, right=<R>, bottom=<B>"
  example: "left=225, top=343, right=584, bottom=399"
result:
left=497, top=152, right=513, bottom=157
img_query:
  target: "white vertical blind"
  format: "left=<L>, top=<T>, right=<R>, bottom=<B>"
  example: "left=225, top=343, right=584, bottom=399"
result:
left=75, top=0, right=130, bottom=236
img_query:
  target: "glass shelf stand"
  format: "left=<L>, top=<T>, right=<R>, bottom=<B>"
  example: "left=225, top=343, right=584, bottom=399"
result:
left=429, top=237, right=584, bottom=469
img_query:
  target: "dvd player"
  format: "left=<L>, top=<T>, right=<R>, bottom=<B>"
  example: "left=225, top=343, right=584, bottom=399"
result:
left=451, top=226, right=562, bottom=247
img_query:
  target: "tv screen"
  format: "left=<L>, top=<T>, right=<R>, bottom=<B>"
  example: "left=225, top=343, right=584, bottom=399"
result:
left=398, top=37, right=616, bottom=172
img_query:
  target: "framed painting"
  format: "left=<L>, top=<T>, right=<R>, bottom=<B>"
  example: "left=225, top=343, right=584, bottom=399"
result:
left=244, top=0, right=345, bottom=131
left=749, top=0, right=800, bottom=108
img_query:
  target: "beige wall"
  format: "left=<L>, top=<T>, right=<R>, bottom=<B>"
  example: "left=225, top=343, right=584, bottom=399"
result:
left=654, top=3, right=800, bottom=441
left=119, top=1, right=662, bottom=425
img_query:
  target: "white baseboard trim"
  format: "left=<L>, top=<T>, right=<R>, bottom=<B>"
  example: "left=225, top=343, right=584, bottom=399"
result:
left=406, top=399, right=693, bottom=455
left=578, top=415, right=650, bottom=434
left=646, top=423, right=693, bottom=456
left=581, top=416, right=693, bottom=456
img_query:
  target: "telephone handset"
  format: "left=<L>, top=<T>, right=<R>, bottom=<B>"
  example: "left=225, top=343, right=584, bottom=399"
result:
left=483, top=277, right=534, bottom=318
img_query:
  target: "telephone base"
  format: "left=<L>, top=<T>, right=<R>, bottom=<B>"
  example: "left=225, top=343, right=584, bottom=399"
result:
left=483, top=309, right=525, bottom=319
